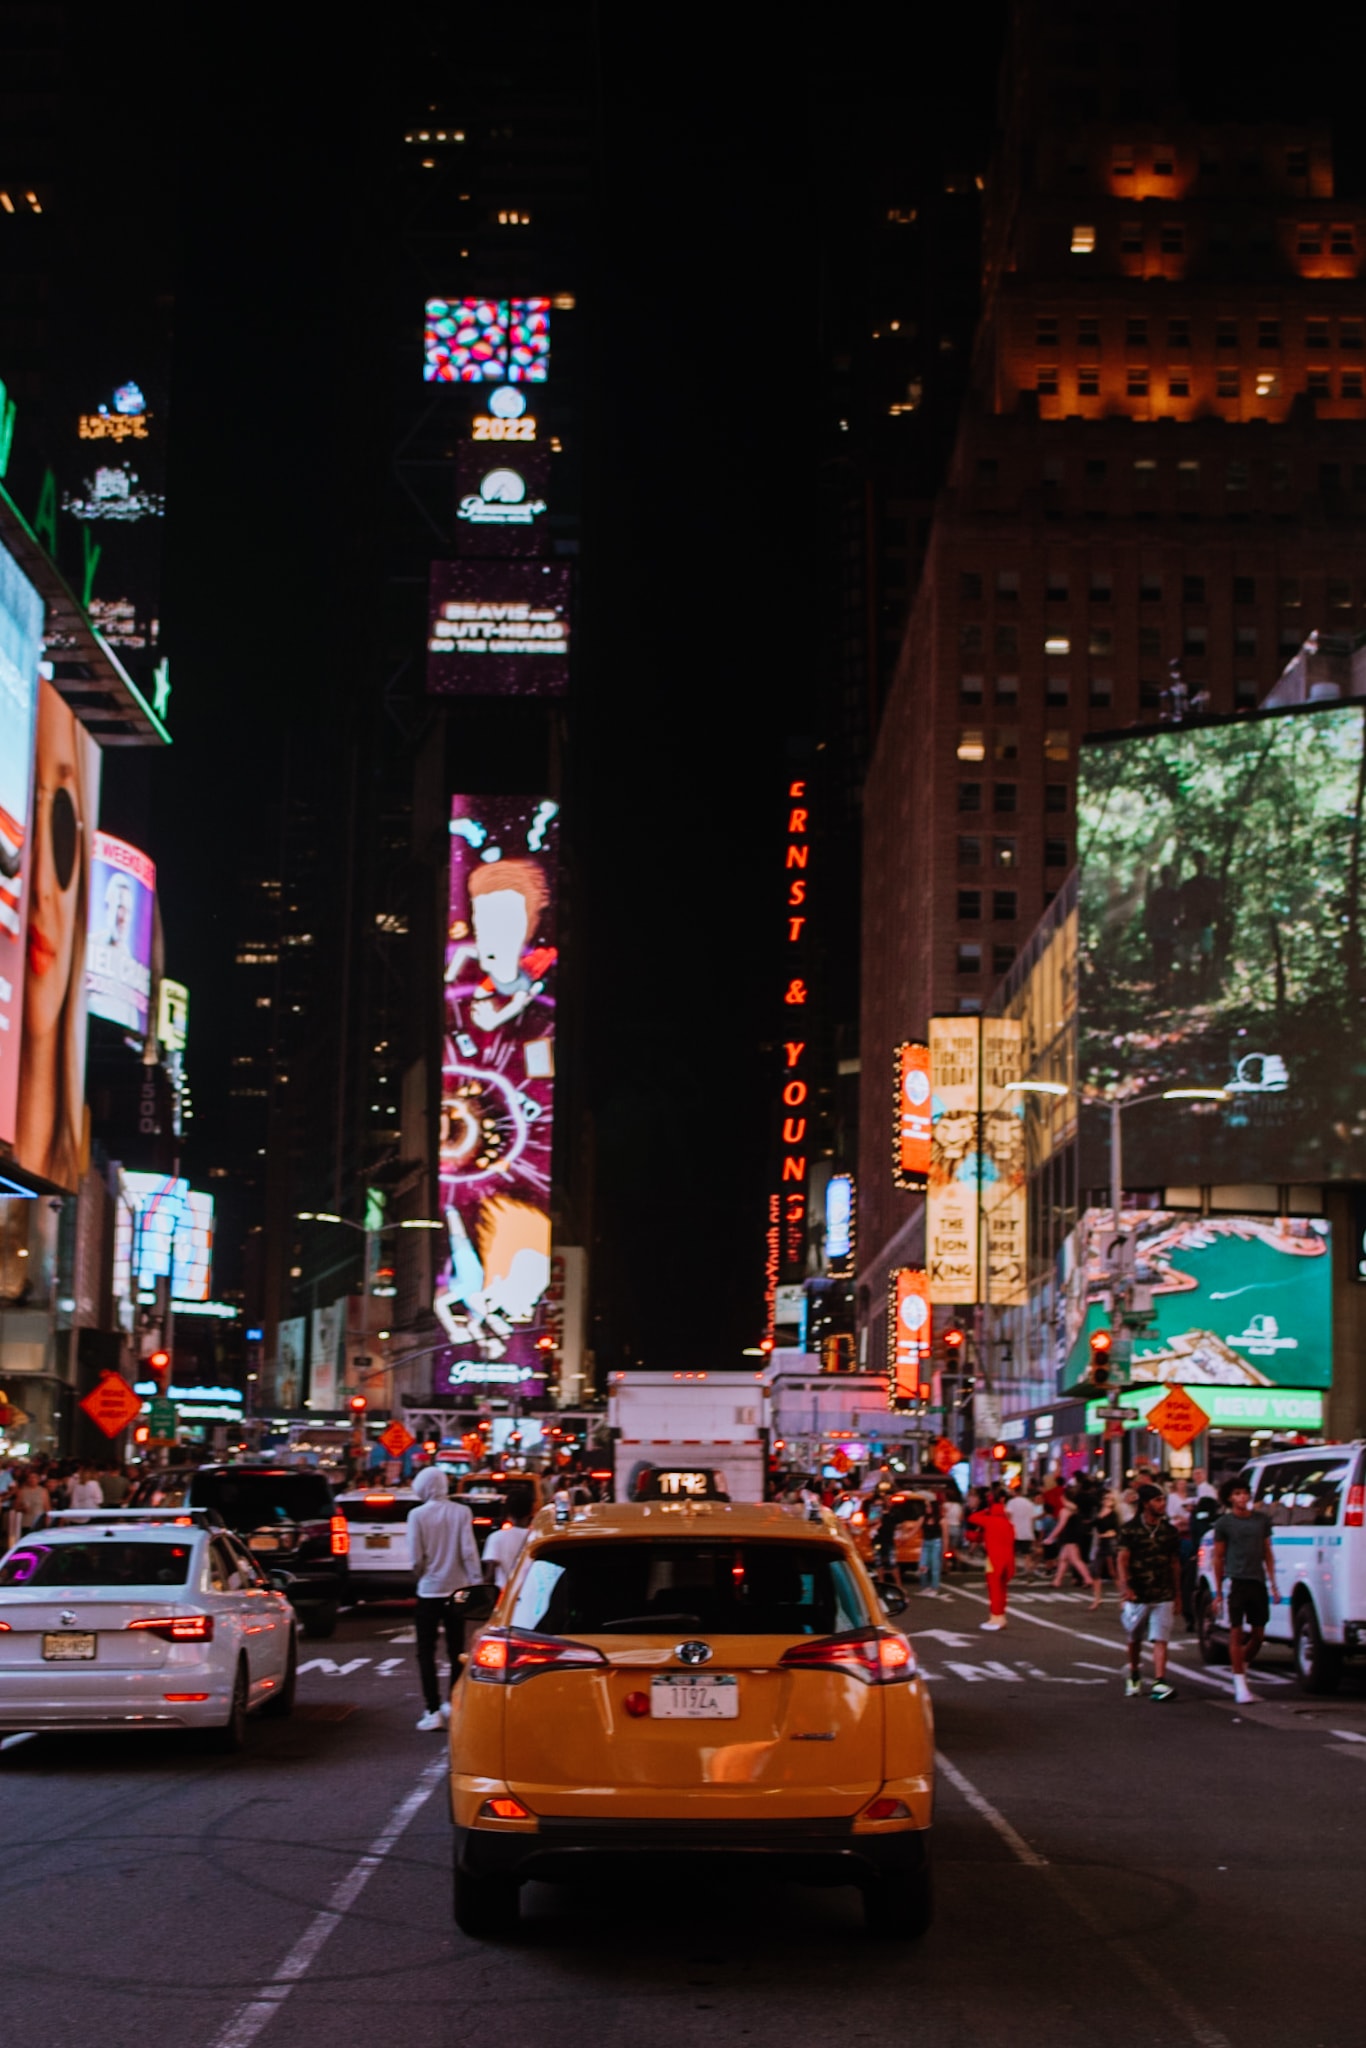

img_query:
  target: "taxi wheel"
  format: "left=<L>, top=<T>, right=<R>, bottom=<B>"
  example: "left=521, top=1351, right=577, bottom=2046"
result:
left=863, top=1865, right=933, bottom=1940
left=208, top=1661, right=249, bottom=1754
left=453, top=1862, right=521, bottom=1941
left=261, top=1632, right=298, bottom=1719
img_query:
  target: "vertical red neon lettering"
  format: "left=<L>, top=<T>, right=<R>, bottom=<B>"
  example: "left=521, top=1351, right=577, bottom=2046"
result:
left=784, top=1042, right=805, bottom=1067
left=788, top=808, right=808, bottom=834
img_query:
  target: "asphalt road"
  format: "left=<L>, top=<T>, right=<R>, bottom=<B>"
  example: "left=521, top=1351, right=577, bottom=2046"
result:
left=4, top=1577, right=1365, bottom=2048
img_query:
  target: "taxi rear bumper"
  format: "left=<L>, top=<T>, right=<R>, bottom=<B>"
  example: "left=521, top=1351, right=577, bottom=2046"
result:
left=453, top=1815, right=930, bottom=1887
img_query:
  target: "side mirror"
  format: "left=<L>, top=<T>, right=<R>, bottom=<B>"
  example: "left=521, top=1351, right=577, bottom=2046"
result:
left=881, top=1587, right=908, bottom=1617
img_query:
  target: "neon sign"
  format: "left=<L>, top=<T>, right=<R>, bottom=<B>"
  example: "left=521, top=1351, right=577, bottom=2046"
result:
left=423, top=297, right=550, bottom=383
left=893, top=1040, right=931, bottom=1190
left=763, top=777, right=816, bottom=1340
left=825, top=1173, right=855, bottom=1276
left=888, top=1268, right=931, bottom=1405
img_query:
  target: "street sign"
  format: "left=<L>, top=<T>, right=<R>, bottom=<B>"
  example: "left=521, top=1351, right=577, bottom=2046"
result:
left=79, top=1371, right=143, bottom=1440
left=379, top=1420, right=415, bottom=1459
left=931, top=1437, right=958, bottom=1474
left=147, top=1397, right=177, bottom=1442
left=1145, top=1385, right=1211, bottom=1452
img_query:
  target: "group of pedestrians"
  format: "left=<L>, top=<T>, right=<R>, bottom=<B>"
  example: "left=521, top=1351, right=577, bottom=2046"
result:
left=0, top=1455, right=130, bottom=1547
left=964, top=1463, right=1277, bottom=1705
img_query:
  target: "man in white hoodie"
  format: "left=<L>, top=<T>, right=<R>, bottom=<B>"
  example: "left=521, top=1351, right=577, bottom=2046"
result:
left=408, top=1465, right=483, bottom=1731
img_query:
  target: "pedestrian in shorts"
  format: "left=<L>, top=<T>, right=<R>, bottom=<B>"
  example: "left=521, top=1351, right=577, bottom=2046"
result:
left=1212, top=1477, right=1278, bottom=1707
left=1116, top=1482, right=1182, bottom=1701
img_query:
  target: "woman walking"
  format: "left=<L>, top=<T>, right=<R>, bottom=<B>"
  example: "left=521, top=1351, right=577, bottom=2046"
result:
left=1051, top=1485, right=1101, bottom=1608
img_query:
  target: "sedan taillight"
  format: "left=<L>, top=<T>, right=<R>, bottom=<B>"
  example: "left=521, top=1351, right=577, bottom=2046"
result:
left=330, top=1514, right=350, bottom=1557
left=1346, top=1484, right=1365, bottom=1529
left=468, top=1626, right=607, bottom=1685
left=779, top=1626, right=916, bottom=1685
left=128, top=1614, right=215, bottom=1642
left=0, top=1619, right=10, bottom=1632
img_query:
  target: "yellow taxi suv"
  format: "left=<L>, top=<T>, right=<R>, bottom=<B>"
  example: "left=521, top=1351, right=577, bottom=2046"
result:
left=447, top=1501, right=934, bottom=1940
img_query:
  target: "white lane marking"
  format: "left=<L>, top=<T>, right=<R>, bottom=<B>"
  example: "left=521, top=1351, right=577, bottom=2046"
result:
left=937, top=1749, right=1233, bottom=2048
left=950, top=1586, right=1293, bottom=1694
left=1330, top=1727, right=1366, bottom=1743
left=915, top=1628, right=979, bottom=1648
left=207, top=1757, right=446, bottom=2048
left=297, top=1658, right=372, bottom=1678
left=0, top=1731, right=36, bottom=1752
left=373, top=1658, right=405, bottom=1676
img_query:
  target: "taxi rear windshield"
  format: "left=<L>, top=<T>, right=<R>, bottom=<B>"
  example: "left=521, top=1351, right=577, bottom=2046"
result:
left=507, top=1540, right=869, bottom=1637
left=0, top=1541, right=193, bottom=1587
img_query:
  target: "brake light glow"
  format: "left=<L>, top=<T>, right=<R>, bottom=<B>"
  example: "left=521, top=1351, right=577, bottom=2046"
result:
left=128, top=1614, right=214, bottom=1641
left=330, top=1514, right=350, bottom=1557
left=468, top=1626, right=608, bottom=1685
left=1346, top=1484, right=1365, bottom=1529
left=363, top=1494, right=395, bottom=1505
left=779, top=1627, right=916, bottom=1685
left=0, top=1620, right=10, bottom=1631
left=164, top=1693, right=211, bottom=1702
left=478, top=1795, right=531, bottom=1820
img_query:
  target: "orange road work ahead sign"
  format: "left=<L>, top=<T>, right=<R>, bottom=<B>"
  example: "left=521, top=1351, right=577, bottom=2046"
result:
left=931, top=1437, right=959, bottom=1474
left=1145, top=1385, right=1211, bottom=1452
left=79, top=1371, right=143, bottom=1439
left=379, top=1420, right=416, bottom=1459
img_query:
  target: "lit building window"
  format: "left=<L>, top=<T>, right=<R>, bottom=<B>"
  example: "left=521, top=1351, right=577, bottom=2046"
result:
left=1255, top=371, right=1279, bottom=397
left=1044, top=634, right=1070, bottom=655
left=1071, top=224, right=1096, bottom=254
left=957, top=729, right=986, bottom=762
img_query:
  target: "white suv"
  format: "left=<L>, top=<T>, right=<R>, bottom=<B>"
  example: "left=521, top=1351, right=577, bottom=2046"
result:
left=0, top=1508, right=297, bottom=1745
left=1195, top=1443, right=1366, bottom=1693
left=335, top=1489, right=418, bottom=1601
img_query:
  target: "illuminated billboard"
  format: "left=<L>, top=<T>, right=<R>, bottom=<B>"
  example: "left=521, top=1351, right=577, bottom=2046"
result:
left=86, top=831, right=155, bottom=1036
left=1062, top=1208, right=1331, bottom=1393
left=893, top=1040, right=930, bottom=1190
left=434, top=797, right=559, bottom=1397
left=926, top=1015, right=1025, bottom=1305
left=1080, top=704, right=1366, bottom=1185
left=825, top=1173, right=855, bottom=1276
left=0, top=537, right=43, bottom=1144
left=13, top=682, right=102, bottom=1190
left=427, top=561, right=570, bottom=697
left=454, top=443, right=550, bottom=556
left=115, top=1172, right=215, bottom=1303
left=423, top=297, right=550, bottom=383
left=888, top=1268, right=930, bottom=1402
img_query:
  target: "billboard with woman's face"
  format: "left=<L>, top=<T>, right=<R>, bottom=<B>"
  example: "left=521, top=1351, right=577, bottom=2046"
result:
left=14, top=682, right=101, bottom=1190
left=0, top=538, right=44, bottom=1145
left=434, top=797, right=558, bottom=1396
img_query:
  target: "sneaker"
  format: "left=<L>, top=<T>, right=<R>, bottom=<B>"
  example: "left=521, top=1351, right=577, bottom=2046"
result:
left=439, top=1701, right=452, bottom=1722
left=980, top=1617, right=1006, bottom=1631
left=416, top=1710, right=444, bottom=1732
left=1125, top=1675, right=1142, bottom=1698
left=1148, top=1681, right=1176, bottom=1702
left=1232, top=1676, right=1254, bottom=1706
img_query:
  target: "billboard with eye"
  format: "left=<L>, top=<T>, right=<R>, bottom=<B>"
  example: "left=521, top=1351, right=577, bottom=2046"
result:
left=434, top=797, right=560, bottom=1398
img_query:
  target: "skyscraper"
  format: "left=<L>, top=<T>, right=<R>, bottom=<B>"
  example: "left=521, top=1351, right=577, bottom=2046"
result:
left=857, top=0, right=1366, bottom=1365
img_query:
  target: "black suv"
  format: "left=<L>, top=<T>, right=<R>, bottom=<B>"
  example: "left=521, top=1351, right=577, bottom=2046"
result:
left=132, top=1464, right=346, bottom=1637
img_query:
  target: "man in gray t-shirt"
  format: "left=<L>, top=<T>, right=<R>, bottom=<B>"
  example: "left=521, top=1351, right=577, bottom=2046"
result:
left=1212, top=1481, right=1277, bottom=1706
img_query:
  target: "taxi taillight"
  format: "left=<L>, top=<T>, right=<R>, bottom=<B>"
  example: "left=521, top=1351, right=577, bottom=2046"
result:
left=330, top=1514, right=350, bottom=1557
left=0, top=1619, right=11, bottom=1631
left=468, top=1626, right=607, bottom=1686
left=779, top=1626, right=916, bottom=1685
left=1346, top=1483, right=1365, bottom=1529
left=128, top=1614, right=214, bottom=1641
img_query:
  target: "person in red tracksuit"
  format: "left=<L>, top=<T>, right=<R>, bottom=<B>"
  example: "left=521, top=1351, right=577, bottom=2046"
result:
left=969, top=1485, right=1016, bottom=1631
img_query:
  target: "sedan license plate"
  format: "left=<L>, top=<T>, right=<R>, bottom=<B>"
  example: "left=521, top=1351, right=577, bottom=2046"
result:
left=43, top=1632, right=96, bottom=1661
left=364, top=1533, right=391, bottom=1549
left=651, top=1674, right=738, bottom=1719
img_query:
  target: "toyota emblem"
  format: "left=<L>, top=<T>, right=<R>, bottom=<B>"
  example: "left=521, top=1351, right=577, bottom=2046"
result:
left=675, top=1640, right=713, bottom=1666
left=60, top=1611, right=77, bottom=1627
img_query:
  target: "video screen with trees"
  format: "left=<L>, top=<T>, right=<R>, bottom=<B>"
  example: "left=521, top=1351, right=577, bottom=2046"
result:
left=1079, top=703, right=1366, bottom=1185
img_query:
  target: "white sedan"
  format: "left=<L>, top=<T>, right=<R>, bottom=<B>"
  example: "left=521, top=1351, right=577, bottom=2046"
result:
left=0, top=1508, right=297, bottom=1747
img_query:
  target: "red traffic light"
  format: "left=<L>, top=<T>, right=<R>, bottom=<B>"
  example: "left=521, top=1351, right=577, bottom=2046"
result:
left=992, top=1442, right=1007, bottom=1459
left=943, top=1328, right=964, bottom=1352
left=1089, top=1329, right=1113, bottom=1355
left=759, top=1336, right=775, bottom=1354
left=348, top=1394, right=368, bottom=1414
left=148, top=1350, right=170, bottom=1376
left=918, top=1382, right=931, bottom=1400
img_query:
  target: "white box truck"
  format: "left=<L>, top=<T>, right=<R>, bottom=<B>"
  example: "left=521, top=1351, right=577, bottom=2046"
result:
left=608, top=1371, right=769, bottom=1503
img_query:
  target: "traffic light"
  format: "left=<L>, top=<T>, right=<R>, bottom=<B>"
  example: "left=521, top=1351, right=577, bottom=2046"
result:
left=148, top=1349, right=170, bottom=1383
left=942, top=1327, right=965, bottom=1363
left=349, top=1393, right=368, bottom=1416
left=991, top=1442, right=1007, bottom=1461
left=1087, top=1328, right=1113, bottom=1390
